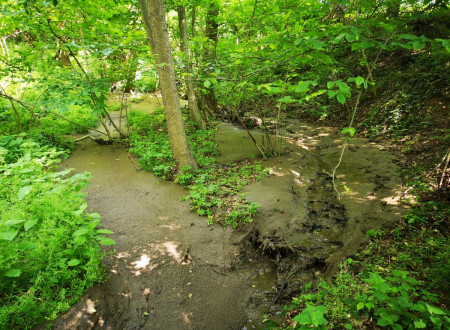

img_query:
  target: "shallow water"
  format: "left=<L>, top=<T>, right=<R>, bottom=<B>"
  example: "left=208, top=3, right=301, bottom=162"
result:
left=54, top=102, right=407, bottom=329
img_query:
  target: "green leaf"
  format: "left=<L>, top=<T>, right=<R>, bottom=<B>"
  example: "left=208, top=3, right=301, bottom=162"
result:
left=345, top=33, right=355, bottom=43
left=5, top=269, right=21, bottom=277
left=18, top=240, right=37, bottom=249
left=18, top=185, right=33, bottom=200
left=296, top=81, right=311, bottom=93
left=24, top=219, right=38, bottom=231
left=97, top=229, right=114, bottom=234
left=333, top=33, right=346, bottom=44
left=0, top=231, right=19, bottom=241
left=336, top=92, right=346, bottom=104
left=357, top=302, right=364, bottom=310
left=5, top=220, right=25, bottom=226
left=309, top=39, right=324, bottom=50
left=73, top=227, right=89, bottom=237
left=355, top=76, right=364, bottom=86
left=426, top=304, right=446, bottom=315
left=414, top=319, right=427, bottom=328
left=345, top=323, right=353, bottom=330
left=99, top=237, right=116, bottom=245
left=398, top=34, right=418, bottom=40
left=412, top=41, right=426, bottom=50
left=68, top=259, right=81, bottom=267
left=351, top=42, right=362, bottom=51
left=203, top=80, right=211, bottom=88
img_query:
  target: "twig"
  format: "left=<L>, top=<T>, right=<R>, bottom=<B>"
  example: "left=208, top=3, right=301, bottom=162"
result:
left=331, top=32, right=396, bottom=199
left=45, top=18, right=123, bottom=139
left=439, top=150, right=449, bottom=189
left=273, top=265, right=300, bottom=304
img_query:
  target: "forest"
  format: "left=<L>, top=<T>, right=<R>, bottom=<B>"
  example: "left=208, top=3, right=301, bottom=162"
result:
left=0, top=0, right=449, bottom=329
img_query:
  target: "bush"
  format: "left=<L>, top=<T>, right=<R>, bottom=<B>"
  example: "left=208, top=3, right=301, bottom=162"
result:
left=0, top=135, right=113, bottom=328
left=134, top=70, right=158, bottom=93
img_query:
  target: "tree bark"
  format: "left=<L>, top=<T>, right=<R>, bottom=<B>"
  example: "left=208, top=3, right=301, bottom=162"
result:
left=139, top=0, right=198, bottom=170
left=177, top=5, right=206, bottom=129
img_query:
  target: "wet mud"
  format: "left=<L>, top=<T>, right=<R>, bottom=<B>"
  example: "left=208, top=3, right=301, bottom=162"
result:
left=50, top=116, right=407, bottom=329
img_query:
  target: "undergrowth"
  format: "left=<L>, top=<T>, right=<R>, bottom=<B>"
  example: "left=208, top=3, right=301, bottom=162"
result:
left=267, top=201, right=449, bottom=329
left=0, top=134, right=114, bottom=328
left=128, top=108, right=268, bottom=228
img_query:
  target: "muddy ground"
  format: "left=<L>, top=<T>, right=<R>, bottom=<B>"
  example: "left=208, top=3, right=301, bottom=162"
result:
left=48, top=109, right=408, bottom=329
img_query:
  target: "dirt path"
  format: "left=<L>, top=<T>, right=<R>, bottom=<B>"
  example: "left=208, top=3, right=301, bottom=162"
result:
left=50, top=118, right=408, bottom=329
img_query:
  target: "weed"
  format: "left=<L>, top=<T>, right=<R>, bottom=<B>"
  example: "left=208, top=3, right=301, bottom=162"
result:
left=128, top=108, right=269, bottom=227
left=270, top=201, right=449, bottom=329
left=0, top=135, right=113, bottom=328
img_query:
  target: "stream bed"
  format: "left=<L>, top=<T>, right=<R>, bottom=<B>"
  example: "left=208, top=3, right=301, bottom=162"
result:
left=50, top=102, right=407, bottom=329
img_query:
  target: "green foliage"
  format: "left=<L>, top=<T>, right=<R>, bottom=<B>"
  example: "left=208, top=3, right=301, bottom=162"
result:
left=293, top=304, right=328, bottom=329
left=272, top=201, right=449, bottom=329
left=134, top=70, right=158, bottom=93
left=128, top=108, right=268, bottom=227
left=0, top=135, right=113, bottom=328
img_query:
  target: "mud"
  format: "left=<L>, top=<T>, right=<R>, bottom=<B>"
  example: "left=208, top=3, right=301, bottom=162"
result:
left=50, top=140, right=252, bottom=329
left=51, top=111, right=407, bottom=329
left=230, top=120, right=408, bottom=318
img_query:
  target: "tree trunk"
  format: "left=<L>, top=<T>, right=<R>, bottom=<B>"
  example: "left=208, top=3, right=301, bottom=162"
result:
left=203, top=0, right=219, bottom=114
left=138, top=0, right=198, bottom=170
left=177, top=5, right=206, bottom=129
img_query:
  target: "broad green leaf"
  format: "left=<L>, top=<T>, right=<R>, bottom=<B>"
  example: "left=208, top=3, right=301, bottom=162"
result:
left=68, top=259, right=81, bottom=266
left=278, top=96, right=293, bottom=103
left=309, top=39, right=324, bottom=50
left=357, top=302, right=364, bottom=310
left=345, top=33, right=355, bottom=43
left=333, top=33, right=346, bottom=43
left=18, top=240, right=37, bottom=249
left=5, top=220, right=25, bottom=226
left=5, top=269, right=21, bottom=277
left=0, top=231, right=19, bottom=241
left=336, top=92, right=346, bottom=104
left=18, top=185, right=33, bottom=200
left=97, top=229, right=114, bottom=234
left=24, top=219, right=38, bottom=231
left=414, top=319, right=427, bottom=328
left=203, top=80, right=211, bottom=88
left=73, top=227, right=89, bottom=237
left=398, top=34, right=418, bottom=40
left=412, top=41, right=426, bottom=50
left=99, top=237, right=116, bottom=245
left=296, top=81, right=311, bottom=93
left=355, top=76, right=364, bottom=86
left=426, top=303, right=446, bottom=315
left=351, top=42, right=362, bottom=51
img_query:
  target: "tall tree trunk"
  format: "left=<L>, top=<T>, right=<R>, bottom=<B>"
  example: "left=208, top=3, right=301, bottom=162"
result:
left=203, top=0, right=219, bottom=114
left=177, top=5, right=206, bottom=129
left=139, top=0, right=198, bottom=170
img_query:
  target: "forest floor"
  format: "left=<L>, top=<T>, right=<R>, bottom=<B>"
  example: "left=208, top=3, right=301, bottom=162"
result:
left=46, top=97, right=409, bottom=329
